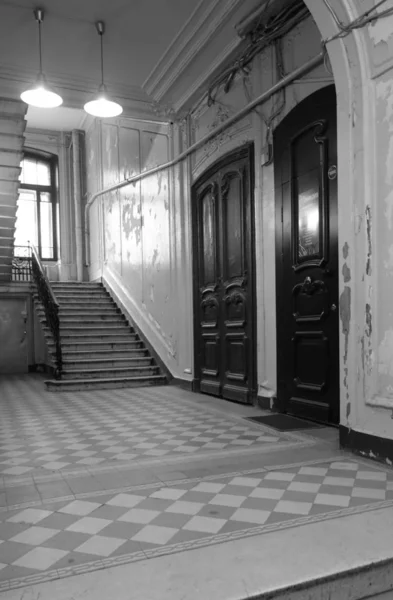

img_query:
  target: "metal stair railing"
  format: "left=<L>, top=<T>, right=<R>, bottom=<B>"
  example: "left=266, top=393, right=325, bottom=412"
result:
left=30, top=243, right=62, bottom=379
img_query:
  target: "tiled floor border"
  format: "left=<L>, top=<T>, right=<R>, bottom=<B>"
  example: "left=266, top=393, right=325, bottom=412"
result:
left=1, top=454, right=390, bottom=513
left=1, top=497, right=393, bottom=594
left=1, top=437, right=317, bottom=489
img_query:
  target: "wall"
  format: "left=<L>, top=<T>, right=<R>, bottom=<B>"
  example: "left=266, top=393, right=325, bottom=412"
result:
left=189, top=15, right=333, bottom=400
left=86, top=117, right=193, bottom=377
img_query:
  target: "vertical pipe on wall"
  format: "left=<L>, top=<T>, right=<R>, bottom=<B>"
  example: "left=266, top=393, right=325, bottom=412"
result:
left=72, top=130, right=84, bottom=281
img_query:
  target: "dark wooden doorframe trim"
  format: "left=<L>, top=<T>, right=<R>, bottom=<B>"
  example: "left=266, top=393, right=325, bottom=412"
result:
left=191, top=142, right=257, bottom=401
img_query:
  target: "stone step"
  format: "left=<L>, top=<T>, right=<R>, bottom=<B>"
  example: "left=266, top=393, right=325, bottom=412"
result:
left=59, top=325, right=133, bottom=334
left=45, top=375, right=167, bottom=392
left=0, top=203, right=17, bottom=218
left=62, top=356, right=153, bottom=369
left=51, top=284, right=104, bottom=291
left=58, top=315, right=126, bottom=324
left=0, top=149, right=23, bottom=167
left=61, top=348, right=149, bottom=360
left=0, top=265, right=12, bottom=275
left=0, top=236, right=13, bottom=247
left=58, top=307, right=122, bottom=315
left=0, top=133, right=25, bottom=152
left=57, top=298, right=116, bottom=306
left=0, top=226, right=14, bottom=238
left=58, top=331, right=137, bottom=342
left=0, top=215, right=16, bottom=229
left=0, top=99, right=27, bottom=115
left=49, top=340, right=144, bottom=352
left=0, top=115, right=26, bottom=136
left=62, top=365, right=160, bottom=380
left=0, top=246, right=13, bottom=258
left=56, top=292, right=111, bottom=300
left=0, top=180, right=19, bottom=196
left=0, top=167, right=20, bottom=183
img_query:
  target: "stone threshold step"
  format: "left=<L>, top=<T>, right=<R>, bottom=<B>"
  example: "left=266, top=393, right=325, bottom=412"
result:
left=245, top=556, right=393, bottom=600
left=45, top=375, right=167, bottom=391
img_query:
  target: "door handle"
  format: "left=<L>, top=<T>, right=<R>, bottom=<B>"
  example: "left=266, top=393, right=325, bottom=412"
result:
left=331, top=304, right=337, bottom=312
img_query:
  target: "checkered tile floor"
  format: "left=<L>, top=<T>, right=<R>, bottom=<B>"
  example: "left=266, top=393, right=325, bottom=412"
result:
left=0, top=459, right=392, bottom=591
left=0, top=377, right=299, bottom=478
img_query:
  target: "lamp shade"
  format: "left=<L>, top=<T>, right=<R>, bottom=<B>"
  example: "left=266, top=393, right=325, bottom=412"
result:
left=21, top=73, right=63, bottom=108
left=84, top=85, right=122, bottom=118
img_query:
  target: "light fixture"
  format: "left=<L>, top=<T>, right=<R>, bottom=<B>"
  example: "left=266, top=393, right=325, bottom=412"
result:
left=84, top=21, right=123, bottom=118
left=20, top=9, right=63, bottom=108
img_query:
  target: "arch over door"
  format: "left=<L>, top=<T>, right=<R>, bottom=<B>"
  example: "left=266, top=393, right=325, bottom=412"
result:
left=192, top=144, right=256, bottom=404
left=274, top=85, right=339, bottom=424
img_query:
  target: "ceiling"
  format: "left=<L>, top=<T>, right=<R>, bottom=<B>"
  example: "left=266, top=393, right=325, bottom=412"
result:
left=0, top=0, right=197, bottom=96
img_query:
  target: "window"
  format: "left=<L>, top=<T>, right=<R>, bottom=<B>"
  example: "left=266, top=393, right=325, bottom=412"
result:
left=15, top=152, right=58, bottom=260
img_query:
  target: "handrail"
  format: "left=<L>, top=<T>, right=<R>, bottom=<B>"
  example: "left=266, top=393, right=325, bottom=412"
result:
left=30, top=243, right=63, bottom=379
left=84, top=52, right=325, bottom=266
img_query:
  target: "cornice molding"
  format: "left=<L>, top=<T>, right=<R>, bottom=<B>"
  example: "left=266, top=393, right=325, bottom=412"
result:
left=143, top=0, right=244, bottom=102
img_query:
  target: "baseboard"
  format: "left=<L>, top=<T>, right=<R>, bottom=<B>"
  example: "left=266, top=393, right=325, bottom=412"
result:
left=101, top=278, right=174, bottom=384
left=172, top=377, right=194, bottom=391
left=339, top=425, right=393, bottom=466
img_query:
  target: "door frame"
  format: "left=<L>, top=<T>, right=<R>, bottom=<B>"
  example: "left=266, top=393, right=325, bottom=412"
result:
left=191, top=142, right=257, bottom=401
left=274, top=85, right=340, bottom=423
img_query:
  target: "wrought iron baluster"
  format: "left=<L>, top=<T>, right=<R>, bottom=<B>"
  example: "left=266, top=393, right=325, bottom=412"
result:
left=30, top=244, right=62, bottom=379
left=12, top=246, right=32, bottom=281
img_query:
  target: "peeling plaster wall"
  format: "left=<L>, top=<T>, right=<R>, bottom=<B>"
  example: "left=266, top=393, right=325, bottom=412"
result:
left=86, top=118, right=190, bottom=378
left=189, top=15, right=332, bottom=399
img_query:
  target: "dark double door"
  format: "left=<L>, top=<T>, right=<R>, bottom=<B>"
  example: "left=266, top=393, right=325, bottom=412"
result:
left=193, top=145, right=255, bottom=404
left=274, top=85, right=339, bottom=424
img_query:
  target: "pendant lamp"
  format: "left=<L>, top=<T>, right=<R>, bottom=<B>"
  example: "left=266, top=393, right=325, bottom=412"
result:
left=84, top=21, right=123, bottom=118
left=20, top=9, right=63, bottom=108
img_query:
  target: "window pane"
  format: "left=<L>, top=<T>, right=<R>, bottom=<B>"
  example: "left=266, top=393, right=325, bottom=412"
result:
left=37, top=161, right=50, bottom=186
left=20, top=159, right=37, bottom=185
left=20, top=158, right=50, bottom=186
left=297, top=171, right=320, bottom=259
left=14, top=190, right=38, bottom=248
left=40, top=193, right=54, bottom=259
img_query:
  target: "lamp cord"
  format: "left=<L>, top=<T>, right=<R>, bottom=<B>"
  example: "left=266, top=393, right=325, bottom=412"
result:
left=100, top=31, right=104, bottom=86
left=38, top=16, right=43, bottom=74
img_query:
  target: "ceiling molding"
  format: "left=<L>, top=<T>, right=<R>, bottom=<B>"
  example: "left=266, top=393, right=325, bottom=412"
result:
left=143, top=0, right=244, bottom=102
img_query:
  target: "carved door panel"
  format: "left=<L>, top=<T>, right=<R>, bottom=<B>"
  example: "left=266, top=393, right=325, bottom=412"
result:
left=274, top=85, right=339, bottom=424
left=193, top=145, right=255, bottom=404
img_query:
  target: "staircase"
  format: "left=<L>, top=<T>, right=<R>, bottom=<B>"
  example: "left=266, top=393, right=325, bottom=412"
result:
left=35, top=281, right=167, bottom=391
left=0, top=98, right=27, bottom=282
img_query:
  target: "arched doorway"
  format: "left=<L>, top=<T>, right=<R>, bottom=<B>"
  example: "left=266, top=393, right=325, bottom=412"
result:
left=274, top=84, right=339, bottom=424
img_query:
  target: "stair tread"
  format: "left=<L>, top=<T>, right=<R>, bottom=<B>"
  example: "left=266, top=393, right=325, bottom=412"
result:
left=63, top=366, right=157, bottom=373
left=46, top=375, right=165, bottom=385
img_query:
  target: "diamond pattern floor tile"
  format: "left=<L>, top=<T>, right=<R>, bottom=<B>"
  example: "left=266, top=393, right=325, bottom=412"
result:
left=0, top=378, right=300, bottom=478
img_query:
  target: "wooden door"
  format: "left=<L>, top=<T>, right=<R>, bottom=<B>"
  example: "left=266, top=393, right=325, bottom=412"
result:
left=193, top=144, right=256, bottom=404
left=274, top=85, right=339, bottom=424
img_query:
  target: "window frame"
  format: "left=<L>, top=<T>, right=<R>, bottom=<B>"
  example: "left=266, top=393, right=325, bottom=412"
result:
left=19, top=150, right=59, bottom=262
